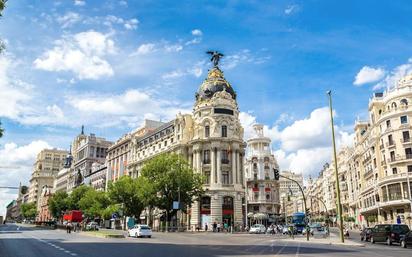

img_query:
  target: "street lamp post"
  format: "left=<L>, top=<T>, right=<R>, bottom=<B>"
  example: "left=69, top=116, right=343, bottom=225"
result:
left=326, top=90, right=345, bottom=243
left=279, top=174, right=309, bottom=241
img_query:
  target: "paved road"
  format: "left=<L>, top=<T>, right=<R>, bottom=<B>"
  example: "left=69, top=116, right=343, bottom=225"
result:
left=1, top=223, right=411, bottom=257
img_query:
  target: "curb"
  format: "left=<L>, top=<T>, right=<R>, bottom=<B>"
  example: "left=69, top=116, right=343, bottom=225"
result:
left=278, top=238, right=365, bottom=247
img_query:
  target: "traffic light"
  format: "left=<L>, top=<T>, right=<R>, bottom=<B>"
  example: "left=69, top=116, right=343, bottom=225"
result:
left=273, top=169, right=280, bottom=180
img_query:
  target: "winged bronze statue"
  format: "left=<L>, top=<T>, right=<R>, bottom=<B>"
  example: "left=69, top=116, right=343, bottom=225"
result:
left=206, top=51, right=224, bottom=67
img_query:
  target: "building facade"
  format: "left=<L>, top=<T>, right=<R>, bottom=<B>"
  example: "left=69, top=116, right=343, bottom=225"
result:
left=307, top=74, right=412, bottom=228
left=129, top=64, right=246, bottom=230
left=244, top=124, right=280, bottom=222
left=28, top=148, right=68, bottom=211
left=38, top=185, right=53, bottom=222
left=67, top=129, right=112, bottom=193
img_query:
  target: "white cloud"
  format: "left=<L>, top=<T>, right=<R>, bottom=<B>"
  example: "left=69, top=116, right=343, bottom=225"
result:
left=241, top=107, right=354, bottom=177
left=133, top=43, right=156, bottom=55
left=74, top=0, right=85, bottom=6
left=353, top=66, right=386, bottom=86
left=191, top=29, right=202, bottom=36
left=119, top=1, right=128, bottom=7
left=57, top=12, right=81, bottom=28
left=34, top=31, right=115, bottom=80
left=66, top=89, right=191, bottom=128
left=164, top=44, right=183, bottom=53
left=222, top=49, right=270, bottom=70
left=373, top=58, right=412, bottom=90
left=162, top=61, right=205, bottom=80
left=0, top=55, right=33, bottom=120
left=124, top=18, right=139, bottom=30
left=0, top=140, right=52, bottom=217
left=284, top=4, right=299, bottom=15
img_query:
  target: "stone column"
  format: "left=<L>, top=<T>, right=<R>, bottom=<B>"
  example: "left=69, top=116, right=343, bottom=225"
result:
left=197, top=150, right=202, bottom=174
left=217, top=149, right=222, bottom=185
left=211, top=194, right=222, bottom=224
left=232, top=150, right=236, bottom=185
left=234, top=194, right=243, bottom=225
left=211, top=149, right=216, bottom=185
left=237, top=153, right=242, bottom=185
left=192, top=150, right=197, bottom=170
left=190, top=200, right=200, bottom=231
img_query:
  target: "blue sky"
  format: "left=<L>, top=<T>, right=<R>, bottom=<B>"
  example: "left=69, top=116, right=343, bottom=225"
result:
left=2, top=0, right=412, bottom=215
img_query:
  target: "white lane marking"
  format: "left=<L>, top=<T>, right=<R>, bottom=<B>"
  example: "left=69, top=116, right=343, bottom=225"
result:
left=295, top=242, right=300, bottom=257
left=17, top=226, right=20, bottom=231
left=274, top=240, right=289, bottom=256
left=30, top=235, right=78, bottom=256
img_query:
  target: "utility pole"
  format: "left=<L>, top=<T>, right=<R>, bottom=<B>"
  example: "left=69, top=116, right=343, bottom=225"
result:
left=327, top=90, right=344, bottom=243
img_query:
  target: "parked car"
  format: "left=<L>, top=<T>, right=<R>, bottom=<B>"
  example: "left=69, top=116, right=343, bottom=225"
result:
left=86, top=222, right=99, bottom=231
left=360, top=227, right=372, bottom=241
left=128, top=224, right=152, bottom=238
left=249, top=224, right=266, bottom=234
left=400, top=231, right=412, bottom=248
left=370, top=224, right=410, bottom=245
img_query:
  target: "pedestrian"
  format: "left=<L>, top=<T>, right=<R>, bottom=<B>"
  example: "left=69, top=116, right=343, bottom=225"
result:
left=217, top=223, right=221, bottom=233
left=205, top=223, right=208, bottom=232
left=213, top=222, right=217, bottom=232
left=224, top=222, right=228, bottom=233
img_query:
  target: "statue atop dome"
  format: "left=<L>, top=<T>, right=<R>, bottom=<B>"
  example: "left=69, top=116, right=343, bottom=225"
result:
left=206, top=50, right=224, bottom=67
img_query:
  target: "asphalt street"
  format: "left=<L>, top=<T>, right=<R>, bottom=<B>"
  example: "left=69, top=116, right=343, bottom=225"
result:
left=1, top=223, right=412, bottom=257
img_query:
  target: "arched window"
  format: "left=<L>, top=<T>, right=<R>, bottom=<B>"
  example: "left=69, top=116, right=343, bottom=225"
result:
left=221, top=125, right=227, bottom=137
left=391, top=102, right=397, bottom=109
left=378, top=109, right=382, bottom=115
left=401, top=99, right=408, bottom=106
left=222, top=196, right=233, bottom=209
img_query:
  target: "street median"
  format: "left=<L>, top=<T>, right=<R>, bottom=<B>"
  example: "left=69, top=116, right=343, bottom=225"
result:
left=82, top=230, right=126, bottom=239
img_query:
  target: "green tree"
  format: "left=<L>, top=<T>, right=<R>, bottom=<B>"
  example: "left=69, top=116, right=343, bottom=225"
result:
left=0, top=0, right=6, bottom=53
left=48, top=191, right=69, bottom=219
left=107, top=176, right=147, bottom=229
left=0, top=120, right=4, bottom=138
left=141, top=153, right=204, bottom=229
left=101, top=204, right=121, bottom=220
left=67, top=185, right=93, bottom=210
left=21, top=202, right=37, bottom=220
left=78, top=189, right=109, bottom=219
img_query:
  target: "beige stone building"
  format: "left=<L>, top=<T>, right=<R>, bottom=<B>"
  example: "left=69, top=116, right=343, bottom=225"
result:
left=67, top=129, right=112, bottom=193
left=129, top=65, right=246, bottom=230
left=307, top=74, right=412, bottom=228
left=28, top=148, right=68, bottom=211
left=106, top=119, right=164, bottom=186
left=244, top=124, right=280, bottom=223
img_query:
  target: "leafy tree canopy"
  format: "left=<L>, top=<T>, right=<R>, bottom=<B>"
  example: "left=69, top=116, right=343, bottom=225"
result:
left=78, top=189, right=110, bottom=219
left=141, top=153, right=204, bottom=218
left=21, top=202, right=37, bottom=219
left=48, top=191, right=69, bottom=218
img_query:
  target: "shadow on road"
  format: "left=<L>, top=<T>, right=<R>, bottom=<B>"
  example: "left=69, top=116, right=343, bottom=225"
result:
left=0, top=238, right=356, bottom=257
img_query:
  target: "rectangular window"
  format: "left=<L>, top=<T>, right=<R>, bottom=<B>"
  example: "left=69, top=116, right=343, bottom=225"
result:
left=403, top=131, right=410, bottom=142
left=408, top=165, right=412, bottom=173
left=390, top=151, right=395, bottom=161
left=221, top=150, right=229, bottom=164
left=406, top=148, right=412, bottom=158
left=222, top=171, right=230, bottom=184
left=203, top=150, right=210, bottom=164
left=221, top=125, right=227, bottom=137
left=388, top=135, right=394, bottom=146
left=401, top=115, right=408, bottom=124
left=205, top=126, right=210, bottom=137
left=392, top=167, right=397, bottom=175
left=204, top=171, right=210, bottom=184
left=386, top=120, right=391, bottom=128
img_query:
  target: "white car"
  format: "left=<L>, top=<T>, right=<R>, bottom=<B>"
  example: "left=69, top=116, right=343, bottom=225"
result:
left=128, top=224, right=152, bottom=238
left=249, top=224, right=266, bottom=234
left=86, top=222, right=99, bottom=231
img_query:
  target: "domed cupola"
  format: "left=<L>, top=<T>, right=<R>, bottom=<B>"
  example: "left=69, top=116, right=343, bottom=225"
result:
left=195, top=51, right=237, bottom=101
left=196, top=67, right=236, bottom=101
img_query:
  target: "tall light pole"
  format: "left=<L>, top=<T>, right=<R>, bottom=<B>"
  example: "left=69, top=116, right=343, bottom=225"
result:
left=327, top=90, right=344, bottom=243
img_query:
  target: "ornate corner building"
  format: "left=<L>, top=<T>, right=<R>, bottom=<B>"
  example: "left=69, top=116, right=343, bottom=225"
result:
left=129, top=65, right=246, bottom=229
left=244, top=124, right=281, bottom=222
